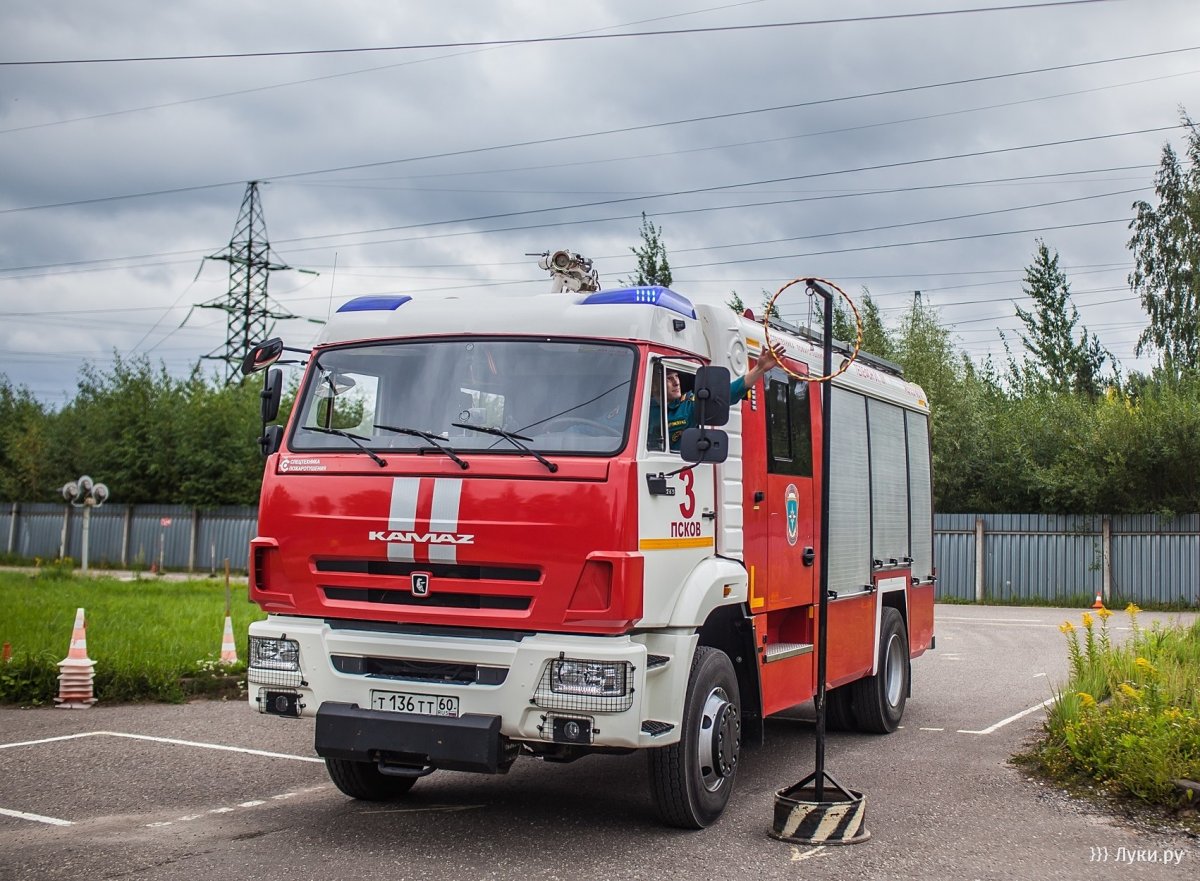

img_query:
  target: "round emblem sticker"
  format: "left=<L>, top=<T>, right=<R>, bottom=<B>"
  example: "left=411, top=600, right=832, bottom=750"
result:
left=785, top=483, right=799, bottom=546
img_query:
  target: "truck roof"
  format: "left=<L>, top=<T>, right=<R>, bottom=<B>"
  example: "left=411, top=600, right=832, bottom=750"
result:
left=319, top=284, right=930, bottom=414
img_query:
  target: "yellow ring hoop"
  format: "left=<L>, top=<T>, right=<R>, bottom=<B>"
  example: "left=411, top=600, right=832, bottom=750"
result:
left=762, top=277, right=864, bottom=384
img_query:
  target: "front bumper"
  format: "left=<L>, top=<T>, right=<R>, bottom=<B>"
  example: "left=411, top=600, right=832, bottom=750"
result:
left=248, top=615, right=696, bottom=749
left=316, top=703, right=513, bottom=773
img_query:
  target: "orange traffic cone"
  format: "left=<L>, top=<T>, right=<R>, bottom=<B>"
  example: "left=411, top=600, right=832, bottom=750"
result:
left=1091, top=592, right=1105, bottom=610
left=55, top=607, right=97, bottom=709
left=219, top=616, right=238, bottom=665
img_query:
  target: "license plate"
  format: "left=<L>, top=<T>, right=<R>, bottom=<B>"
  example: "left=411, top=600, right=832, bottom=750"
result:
left=370, top=689, right=459, bottom=718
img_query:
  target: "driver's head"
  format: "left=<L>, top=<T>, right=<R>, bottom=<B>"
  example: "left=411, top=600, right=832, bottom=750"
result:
left=665, top=370, right=682, bottom=402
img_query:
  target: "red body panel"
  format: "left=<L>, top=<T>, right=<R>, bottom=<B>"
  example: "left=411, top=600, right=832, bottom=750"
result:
left=251, top=453, right=644, bottom=634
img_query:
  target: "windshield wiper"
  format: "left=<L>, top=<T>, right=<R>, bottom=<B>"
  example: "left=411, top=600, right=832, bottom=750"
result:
left=375, top=424, right=469, bottom=470
left=451, top=423, right=558, bottom=473
left=302, top=427, right=387, bottom=468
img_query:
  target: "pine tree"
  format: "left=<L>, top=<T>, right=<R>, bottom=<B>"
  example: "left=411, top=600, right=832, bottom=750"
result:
left=1128, top=112, right=1200, bottom=373
left=623, top=212, right=673, bottom=288
left=1010, top=240, right=1112, bottom=397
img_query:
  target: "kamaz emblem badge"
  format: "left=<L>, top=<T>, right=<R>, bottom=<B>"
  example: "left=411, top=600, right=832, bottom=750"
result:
left=785, top=484, right=799, bottom=547
left=411, top=573, right=431, bottom=597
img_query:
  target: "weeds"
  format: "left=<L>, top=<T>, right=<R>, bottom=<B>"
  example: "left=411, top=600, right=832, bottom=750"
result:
left=1031, top=603, right=1200, bottom=810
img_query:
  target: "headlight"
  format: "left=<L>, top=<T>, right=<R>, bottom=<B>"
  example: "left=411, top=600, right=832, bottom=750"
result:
left=249, top=637, right=300, bottom=671
left=550, top=659, right=629, bottom=697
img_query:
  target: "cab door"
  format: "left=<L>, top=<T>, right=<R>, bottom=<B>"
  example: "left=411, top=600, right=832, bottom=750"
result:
left=761, top=363, right=816, bottom=609
left=637, top=357, right=717, bottom=626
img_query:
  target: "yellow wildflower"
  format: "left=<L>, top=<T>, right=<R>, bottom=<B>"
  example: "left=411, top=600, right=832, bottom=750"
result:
left=1118, top=683, right=1141, bottom=701
left=1096, top=607, right=1113, bottom=621
left=1081, top=612, right=1094, bottom=628
left=1125, top=602, right=1141, bottom=615
left=1134, top=657, right=1157, bottom=675
left=1076, top=692, right=1096, bottom=707
left=1059, top=621, right=1075, bottom=634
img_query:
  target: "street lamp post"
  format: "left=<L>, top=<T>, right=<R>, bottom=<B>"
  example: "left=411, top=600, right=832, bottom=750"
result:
left=62, top=476, right=109, bottom=573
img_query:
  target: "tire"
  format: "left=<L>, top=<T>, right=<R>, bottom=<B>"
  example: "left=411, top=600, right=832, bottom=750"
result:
left=648, top=646, right=742, bottom=829
left=823, top=683, right=856, bottom=732
left=325, top=757, right=419, bottom=801
left=849, top=606, right=909, bottom=734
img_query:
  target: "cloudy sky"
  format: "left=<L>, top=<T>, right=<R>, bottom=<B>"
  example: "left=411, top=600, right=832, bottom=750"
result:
left=2, top=0, right=1198, bottom=403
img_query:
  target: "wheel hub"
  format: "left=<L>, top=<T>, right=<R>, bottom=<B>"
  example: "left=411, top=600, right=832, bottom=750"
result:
left=697, top=687, right=741, bottom=792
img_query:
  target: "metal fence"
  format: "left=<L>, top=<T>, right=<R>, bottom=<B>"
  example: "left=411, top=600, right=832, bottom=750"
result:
left=2, top=503, right=258, bottom=573
left=934, top=513, right=1200, bottom=607
left=3, top=502, right=1198, bottom=605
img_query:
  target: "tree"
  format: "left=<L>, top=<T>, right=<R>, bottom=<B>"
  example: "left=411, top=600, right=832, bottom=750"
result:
left=1128, top=112, right=1200, bottom=373
left=833, top=288, right=893, bottom=359
left=624, top=212, right=672, bottom=287
left=1008, top=240, right=1112, bottom=397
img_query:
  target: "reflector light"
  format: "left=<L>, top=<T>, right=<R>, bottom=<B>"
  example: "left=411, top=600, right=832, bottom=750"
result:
left=580, top=286, right=696, bottom=319
left=336, top=295, right=412, bottom=313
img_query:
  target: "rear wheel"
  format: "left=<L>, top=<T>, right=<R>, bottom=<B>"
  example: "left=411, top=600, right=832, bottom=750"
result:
left=823, top=683, right=856, bottom=731
left=325, top=758, right=419, bottom=801
left=849, top=607, right=909, bottom=733
left=648, top=646, right=742, bottom=828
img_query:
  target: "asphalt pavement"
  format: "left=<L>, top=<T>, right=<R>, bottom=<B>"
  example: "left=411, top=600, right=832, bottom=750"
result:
left=1, top=604, right=1196, bottom=881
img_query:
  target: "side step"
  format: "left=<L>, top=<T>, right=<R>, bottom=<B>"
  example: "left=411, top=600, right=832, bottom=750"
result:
left=763, top=642, right=814, bottom=663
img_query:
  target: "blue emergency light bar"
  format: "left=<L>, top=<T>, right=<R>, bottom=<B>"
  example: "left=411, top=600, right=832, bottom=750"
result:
left=580, top=286, right=696, bottom=319
left=336, top=295, right=413, bottom=313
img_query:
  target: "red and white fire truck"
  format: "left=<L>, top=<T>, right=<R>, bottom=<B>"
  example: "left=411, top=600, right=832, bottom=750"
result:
left=244, top=252, right=934, bottom=828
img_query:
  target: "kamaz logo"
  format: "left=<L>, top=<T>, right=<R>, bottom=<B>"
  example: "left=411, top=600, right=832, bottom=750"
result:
left=368, top=531, right=474, bottom=545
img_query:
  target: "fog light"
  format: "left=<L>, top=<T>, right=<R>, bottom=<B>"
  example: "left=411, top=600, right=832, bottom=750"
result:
left=249, top=637, right=300, bottom=671
left=552, top=716, right=593, bottom=744
left=550, top=659, right=629, bottom=697
left=260, top=689, right=303, bottom=717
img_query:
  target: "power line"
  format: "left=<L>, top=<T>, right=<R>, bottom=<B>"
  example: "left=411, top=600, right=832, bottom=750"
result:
left=266, top=126, right=1176, bottom=250
left=0, top=163, right=1156, bottom=278
left=2, top=2, right=1120, bottom=66
left=3, top=43, right=1189, bottom=215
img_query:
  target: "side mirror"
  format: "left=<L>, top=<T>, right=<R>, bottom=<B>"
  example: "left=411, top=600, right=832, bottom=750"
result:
left=693, top=366, right=731, bottom=426
left=261, top=368, right=283, bottom=423
left=679, top=427, right=729, bottom=464
left=241, top=338, right=284, bottom=375
left=259, top=424, right=284, bottom=458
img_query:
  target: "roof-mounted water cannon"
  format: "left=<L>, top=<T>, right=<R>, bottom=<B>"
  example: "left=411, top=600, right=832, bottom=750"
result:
left=532, top=250, right=600, bottom=293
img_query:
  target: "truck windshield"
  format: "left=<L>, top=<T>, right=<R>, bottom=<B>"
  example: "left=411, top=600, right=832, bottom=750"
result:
left=290, top=338, right=636, bottom=456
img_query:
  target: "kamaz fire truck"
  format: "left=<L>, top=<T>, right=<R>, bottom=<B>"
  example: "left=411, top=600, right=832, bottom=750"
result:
left=244, top=251, right=934, bottom=828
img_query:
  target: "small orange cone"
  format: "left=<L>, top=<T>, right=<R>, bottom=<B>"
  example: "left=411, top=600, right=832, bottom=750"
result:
left=55, top=607, right=97, bottom=709
left=219, top=615, right=238, bottom=665
left=1092, top=592, right=1105, bottom=610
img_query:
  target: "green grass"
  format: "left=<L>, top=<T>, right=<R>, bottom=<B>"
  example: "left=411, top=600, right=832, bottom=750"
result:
left=1022, top=605, right=1200, bottom=820
left=0, top=569, right=266, bottom=704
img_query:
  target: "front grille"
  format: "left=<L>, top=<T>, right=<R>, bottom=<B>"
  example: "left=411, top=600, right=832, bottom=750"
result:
left=316, top=559, right=540, bottom=582
left=331, top=654, right=507, bottom=685
left=322, top=586, right=531, bottom=611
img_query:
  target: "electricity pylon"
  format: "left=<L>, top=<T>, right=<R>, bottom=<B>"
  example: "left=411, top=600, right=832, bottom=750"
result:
left=198, top=181, right=314, bottom=383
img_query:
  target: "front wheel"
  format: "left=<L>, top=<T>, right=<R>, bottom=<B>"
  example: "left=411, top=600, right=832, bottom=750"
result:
left=325, top=758, right=419, bottom=801
left=647, top=646, right=742, bottom=828
left=849, top=606, right=909, bottom=733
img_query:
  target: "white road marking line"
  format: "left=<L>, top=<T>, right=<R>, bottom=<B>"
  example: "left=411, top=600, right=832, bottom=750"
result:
left=102, top=732, right=325, bottom=763
left=0, top=731, right=107, bottom=750
left=790, top=845, right=828, bottom=862
left=1033, top=672, right=1048, bottom=678
left=958, top=698, right=1055, bottom=735
left=0, top=807, right=74, bottom=826
left=919, top=727, right=944, bottom=731
left=0, top=730, right=322, bottom=763
left=238, top=800, right=266, bottom=808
